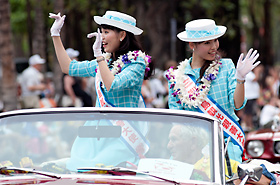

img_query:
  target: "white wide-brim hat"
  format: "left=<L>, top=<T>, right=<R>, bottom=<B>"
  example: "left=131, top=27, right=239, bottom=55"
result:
left=66, top=48, right=80, bottom=59
left=94, top=11, right=143, bottom=35
left=29, top=54, right=45, bottom=66
left=177, top=19, right=227, bottom=42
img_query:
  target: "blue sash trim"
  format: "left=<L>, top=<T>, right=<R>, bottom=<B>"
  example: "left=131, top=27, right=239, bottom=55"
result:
left=120, top=136, right=139, bottom=157
left=129, top=121, right=150, bottom=146
left=188, top=75, right=244, bottom=151
left=120, top=123, right=150, bottom=158
left=139, top=94, right=146, bottom=108
left=105, top=119, right=150, bottom=158
left=95, top=81, right=115, bottom=107
left=207, top=95, right=245, bottom=135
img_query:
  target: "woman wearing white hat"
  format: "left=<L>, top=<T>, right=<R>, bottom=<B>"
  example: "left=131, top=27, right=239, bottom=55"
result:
left=49, top=11, right=152, bottom=170
left=49, top=11, right=153, bottom=108
left=166, top=19, right=260, bottom=171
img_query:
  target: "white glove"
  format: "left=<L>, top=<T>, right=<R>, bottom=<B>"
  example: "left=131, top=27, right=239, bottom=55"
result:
left=87, top=28, right=102, bottom=57
left=49, top=12, right=66, bottom=37
left=235, top=48, right=261, bottom=81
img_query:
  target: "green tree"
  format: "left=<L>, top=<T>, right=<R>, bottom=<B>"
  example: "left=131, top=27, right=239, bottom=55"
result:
left=241, top=0, right=276, bottom=67
left=33, top=0, right=46, bottom=59
left=0, top=0, right=17, bottom=111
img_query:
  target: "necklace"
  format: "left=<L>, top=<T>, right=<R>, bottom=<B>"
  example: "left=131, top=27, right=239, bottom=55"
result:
left=101, top=50, right=152, bottom=77
left=166, top=55, right=222, bottom=108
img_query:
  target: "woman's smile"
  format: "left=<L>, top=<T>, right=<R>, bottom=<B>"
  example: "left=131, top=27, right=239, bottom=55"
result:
left=102, top=42, right=108, bottom=49
left=208, top=51, right=217, bottom=58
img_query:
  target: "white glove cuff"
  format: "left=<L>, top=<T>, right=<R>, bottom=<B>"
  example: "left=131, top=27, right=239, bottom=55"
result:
left=235, top=73, right=245, bottom=81
left=94, top=50, right=103, bottom=58
left=50, top=28, right=60, bottom=37
left=51, top=33, right=60, bottom=37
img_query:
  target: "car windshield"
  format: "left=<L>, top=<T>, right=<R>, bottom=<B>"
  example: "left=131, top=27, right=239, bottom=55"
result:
left=0, top=108, right=215, bottom=182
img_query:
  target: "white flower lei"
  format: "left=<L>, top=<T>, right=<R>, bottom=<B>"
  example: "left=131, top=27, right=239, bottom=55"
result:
left=101, top=50, right=152, bottom=76
left=166, top=55, right=222, bottom=108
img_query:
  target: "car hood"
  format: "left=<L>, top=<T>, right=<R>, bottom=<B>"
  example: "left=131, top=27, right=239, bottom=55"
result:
left=0, top=174, right=216, bottom=185
left=246, top=128, right=280, bottom=140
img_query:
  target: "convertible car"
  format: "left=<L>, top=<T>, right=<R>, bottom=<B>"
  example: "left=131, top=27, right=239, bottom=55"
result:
left=0, top=107, right=265, bottom=184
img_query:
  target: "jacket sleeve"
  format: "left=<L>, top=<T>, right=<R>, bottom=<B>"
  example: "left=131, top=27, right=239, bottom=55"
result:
left=68, top=59, right=98, bottom=78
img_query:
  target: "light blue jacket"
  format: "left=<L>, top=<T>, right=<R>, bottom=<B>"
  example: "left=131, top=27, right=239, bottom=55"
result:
left=69, top=55, right=146, bottom=107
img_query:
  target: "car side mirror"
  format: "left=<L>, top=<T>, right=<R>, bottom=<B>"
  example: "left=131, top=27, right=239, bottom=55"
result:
left=238, top=164, right=262, bottom=185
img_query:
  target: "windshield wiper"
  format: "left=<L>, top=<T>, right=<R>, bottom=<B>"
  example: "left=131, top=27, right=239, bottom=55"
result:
left=78, top=167, right=180, bottom=184
left=0, top=166, right=61, bottom=179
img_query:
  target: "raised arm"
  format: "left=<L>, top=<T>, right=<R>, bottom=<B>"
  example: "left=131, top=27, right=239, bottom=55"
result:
left=234, top=48, right=260, bottom=109
left=49, top=13, right=72, bottom=74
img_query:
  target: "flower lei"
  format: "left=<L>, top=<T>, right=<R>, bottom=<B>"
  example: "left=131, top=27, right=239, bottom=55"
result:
left=166, top=55, right=222, bottom=108
left=97, top=50, right=152, bottom=77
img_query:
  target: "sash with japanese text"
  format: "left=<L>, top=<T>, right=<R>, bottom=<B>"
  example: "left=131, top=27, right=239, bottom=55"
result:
left=183, top=75, right=245, bottom=151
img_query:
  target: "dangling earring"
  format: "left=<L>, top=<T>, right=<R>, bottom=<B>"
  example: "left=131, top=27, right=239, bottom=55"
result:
left=192, top=48, right=194, bottom=52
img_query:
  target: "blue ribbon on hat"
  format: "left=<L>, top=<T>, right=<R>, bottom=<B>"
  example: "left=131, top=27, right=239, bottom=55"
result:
left=103, top=15, right=136, bottom=26
left=186, top=27, right=221, bottom=39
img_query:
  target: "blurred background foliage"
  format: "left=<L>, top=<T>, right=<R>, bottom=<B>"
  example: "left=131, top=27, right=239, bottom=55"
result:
left=7, top=0, right=280, bottom=67
left=1, top=0, right=280, bottom=110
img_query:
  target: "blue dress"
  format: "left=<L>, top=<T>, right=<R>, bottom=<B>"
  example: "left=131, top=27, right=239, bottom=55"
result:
left=66, top=120, right=149, bottom=171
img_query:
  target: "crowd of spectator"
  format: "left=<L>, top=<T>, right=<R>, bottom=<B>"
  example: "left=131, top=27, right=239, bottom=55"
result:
left=237, top=64, right=280, bottom=132
left=11, top=54, right=175, bottom=110
left=14, top=52, right=95, bottom=110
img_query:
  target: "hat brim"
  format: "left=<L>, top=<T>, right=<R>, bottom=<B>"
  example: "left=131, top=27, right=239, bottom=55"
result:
left=29, top=59, right=45, bottom=65
left=71, top=51, right=79, bottom=58
left=94, top=16, right=143, bottom=35
left=177, top=26, right=227, bottom=42
left=38, top=60, right=45, bottom=64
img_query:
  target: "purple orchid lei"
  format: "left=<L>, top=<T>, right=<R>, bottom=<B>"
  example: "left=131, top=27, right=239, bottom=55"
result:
left=166, top=54, right=222, bottom=108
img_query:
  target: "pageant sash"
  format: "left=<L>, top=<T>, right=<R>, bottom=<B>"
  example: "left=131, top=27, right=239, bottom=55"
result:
left=95, top=72, right=114, bottom=107
left=95, top=70, right=149, bottom=157
left=110, top=120, right=150, bottom=158
left=182, top=75, right=245, bottom=151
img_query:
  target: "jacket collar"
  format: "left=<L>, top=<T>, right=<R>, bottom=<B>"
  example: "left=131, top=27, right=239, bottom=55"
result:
left=184, top=57, right=199, bottom=76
